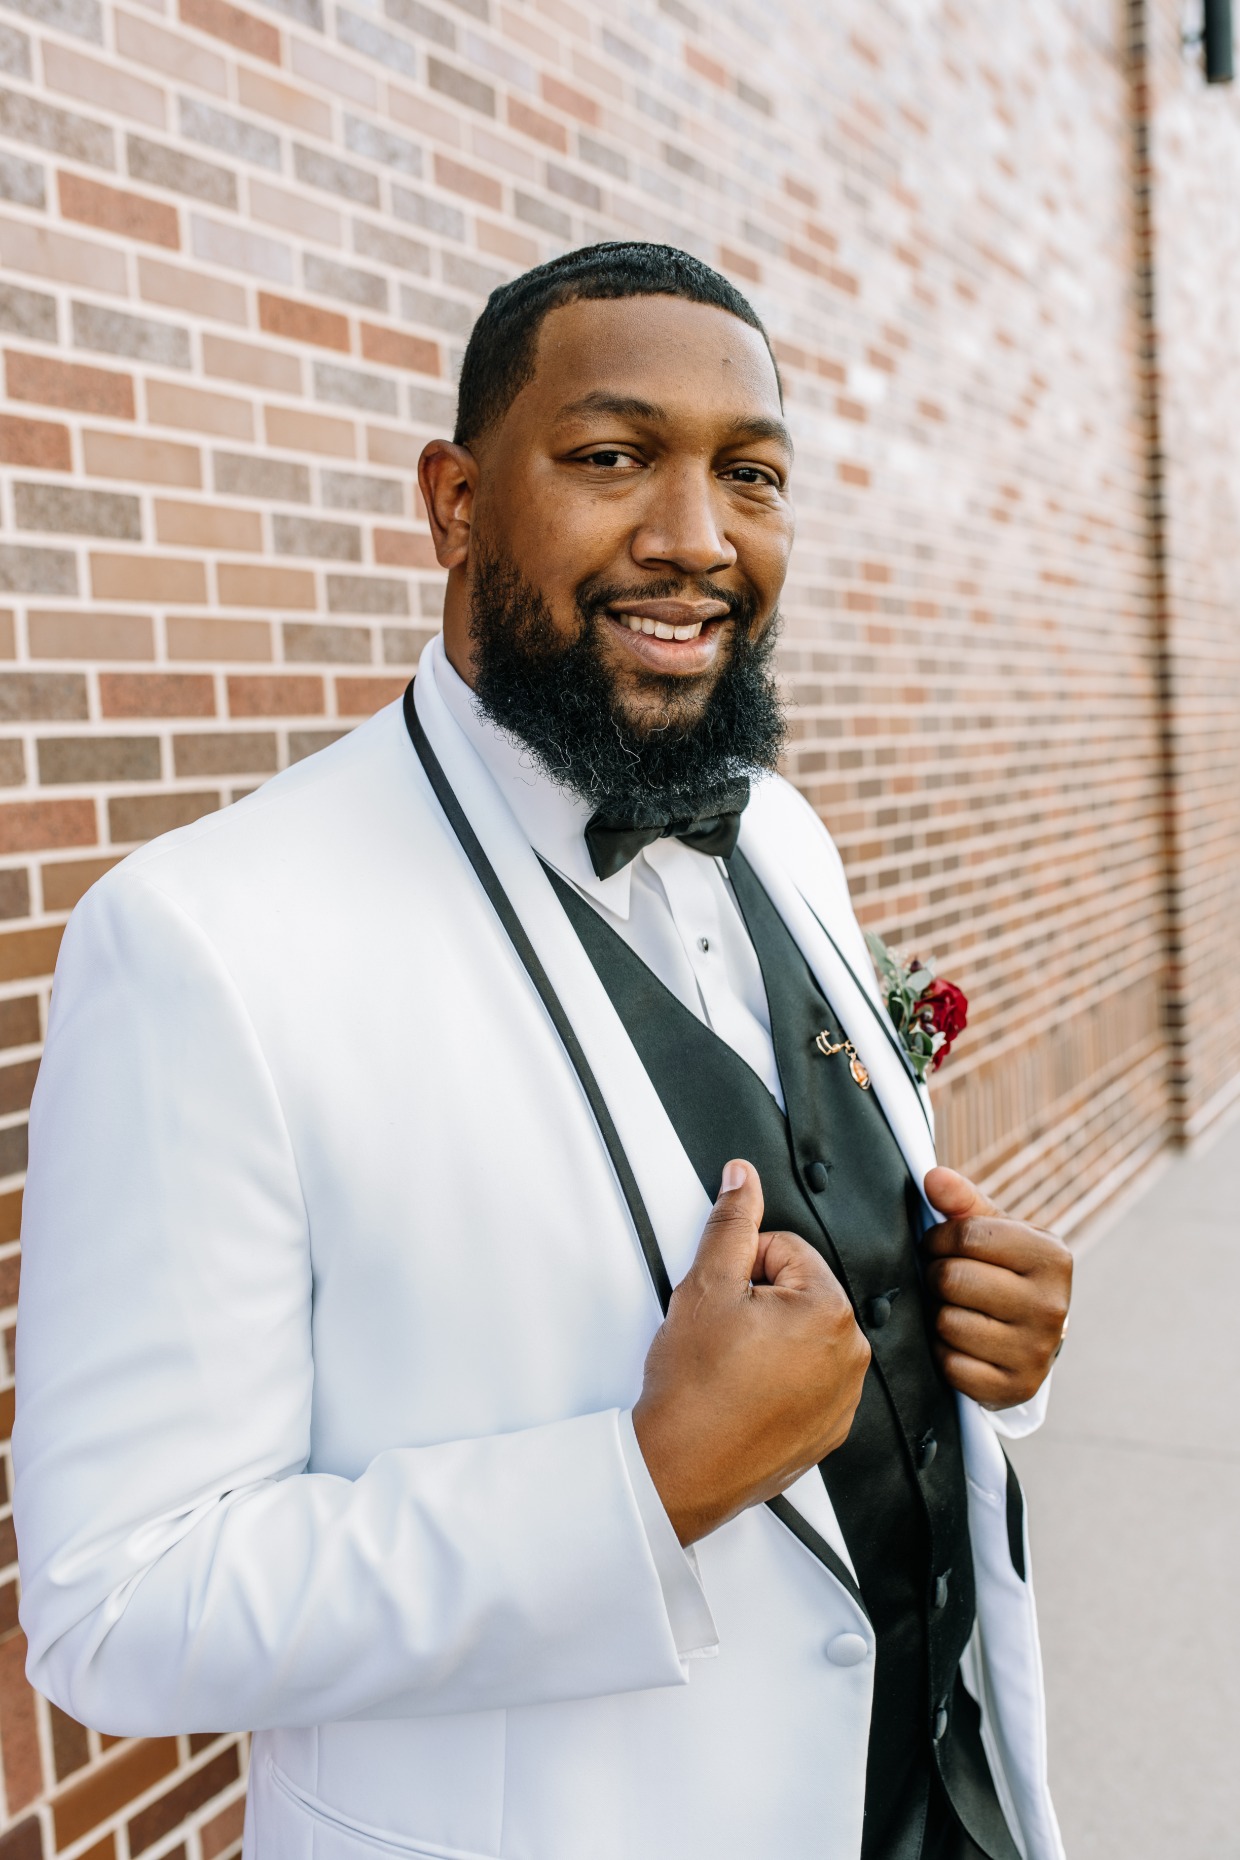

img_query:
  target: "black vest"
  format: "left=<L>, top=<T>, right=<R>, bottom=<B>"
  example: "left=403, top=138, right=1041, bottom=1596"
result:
left=548, top=854, right=1019, bottom=1860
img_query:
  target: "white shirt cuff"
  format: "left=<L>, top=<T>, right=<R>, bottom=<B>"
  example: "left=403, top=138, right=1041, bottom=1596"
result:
left=618, top=1410, right=718, bottom=1662
left=982, top=1374, right=1053, bottom=1440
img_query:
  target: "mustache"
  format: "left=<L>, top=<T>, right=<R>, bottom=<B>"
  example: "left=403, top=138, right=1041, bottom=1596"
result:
left=575, top=574, right=759, bottom=630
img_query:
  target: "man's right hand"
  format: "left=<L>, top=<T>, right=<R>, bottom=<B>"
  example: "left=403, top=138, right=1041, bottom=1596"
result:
left=632, top=1159, right=870, bottom=1547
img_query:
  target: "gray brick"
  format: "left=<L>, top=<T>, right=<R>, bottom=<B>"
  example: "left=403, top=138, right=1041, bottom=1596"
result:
left=14, top=483, right=141, bottom=540
left=547, top=164, right=600, bottom=210
left=38, top=733, right=160, bottom=783
left=634, top=88, right=680, bottom=132
left=321, top=469, right=403, bottom=514
left=283, top=620, right=372, bottom=662
left=657, top=0, right=697, bottom=24
left=398, top=284, right=474, bottom=336
left=382, top=624, right=421, bottom=661
left=601, top=27, right=648, bottom=70
left=109, top=790, right=216, bottom=840
left=293, top=142, right=379, bottom=207
left=313, top=359, right=398, bottom=415
left=408, top=383, right=455, bottom=424
left=0, top=545, right=76, bottom=597
left=579, top=134, right=628, bottom=181
left=0, top=744, right=26, bottom=787
left=442, top=251, right=506, bottom=296
left=344, top=114, right=422, bottom=177
left=0, top=19, right=30, bottom=76
left=383, top=0, right=454, bottom=47
left=337, top=8, right=418, bottom=76
left=391, top=183, right=464, bottom=240
left=126, top=133, right=237, bottom=208
left=0, top=671, right=88, bottom=721
left=736, top=78, right=772, bottom=116
left=0, top=86, right=113, bottom=168
left=442, top=0, right=485, bottom=17
left=179, top=96, right=281, bottom=171
left=514, top=190, right=570, bottom=238
left=214, top=451, right=311, bottom=502
left=663, top=142, right=711, bottom=184
left=0, top=146, right=43, bottom=206
left=174, top=731, right=277, bottom=777
left=0, top=1123, right=28, bottom=1179
left=303, top=253, right=387, bottom=310
left=418, top=579, right=443, bottom=618
left=327, top=573, right=409, bottom=616
left=0, top=0, right=101, bottom=42
left=0, top=279, right=55, bottom=342
left=272, top=513, right=362, bottom=561
left=352, top=218, right=430, bottom=276
left=427, top=55, right=492, bottom=114
left=72, top=301, right=191, bottom=368
left=289, top=727, right=347, bottom=762
left=252, top=0, right=322, bottom=26
left=0, top=867, right=31, bottom=913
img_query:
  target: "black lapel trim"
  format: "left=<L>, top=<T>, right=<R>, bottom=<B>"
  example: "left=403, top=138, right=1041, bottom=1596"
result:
left=789, top=885, right=935, bottom=1141
left=403, top=681, right=869, bottom=1620
left=403, top=683, right=671, bottom=1311
left=1002, top=1450, right=1027, bottom=1582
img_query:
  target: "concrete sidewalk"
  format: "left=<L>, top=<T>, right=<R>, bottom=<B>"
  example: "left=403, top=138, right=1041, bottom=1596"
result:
left=1009, top=1107, right=1240, bottom=1859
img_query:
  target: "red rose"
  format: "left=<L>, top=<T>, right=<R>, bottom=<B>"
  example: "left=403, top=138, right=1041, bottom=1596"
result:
left=923, top=978, right=968, bottom=1070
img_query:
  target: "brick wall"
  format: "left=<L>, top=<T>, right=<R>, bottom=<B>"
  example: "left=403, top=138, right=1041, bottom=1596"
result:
left=0, top=0, right=1236, bottom=1853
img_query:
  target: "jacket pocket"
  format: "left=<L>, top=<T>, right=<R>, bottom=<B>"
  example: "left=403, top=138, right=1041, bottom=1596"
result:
left=267, top=1759, right=497, bottom=1860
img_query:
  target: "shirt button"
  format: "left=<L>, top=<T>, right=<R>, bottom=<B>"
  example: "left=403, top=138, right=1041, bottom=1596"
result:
left=805, top=1160, right=830, bottom=1193
left=867, top=1294, right=892, bottom=1328
left=933, top=1573, right=950, bottom=1611
left=825, top=1633, right=870, bottom=1667
left=697, top=936, right=710, bottom=952
left=933, top=1702, right=949, bottom=1742
left=916, top=1432, right=938, bottom=1470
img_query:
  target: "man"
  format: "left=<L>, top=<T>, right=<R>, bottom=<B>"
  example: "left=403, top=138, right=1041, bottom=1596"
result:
left=14, top=244, right=1071, bottom=1860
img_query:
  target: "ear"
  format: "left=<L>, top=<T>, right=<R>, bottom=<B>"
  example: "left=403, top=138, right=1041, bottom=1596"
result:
left=418, top=440, right=478, bottom=570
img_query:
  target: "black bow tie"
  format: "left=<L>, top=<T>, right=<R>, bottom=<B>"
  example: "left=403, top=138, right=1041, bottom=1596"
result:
left=584, top=779, right=751, bottom=881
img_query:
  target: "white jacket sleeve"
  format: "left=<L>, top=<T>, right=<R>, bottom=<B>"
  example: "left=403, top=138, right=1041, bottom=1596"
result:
left=13, top=869, right=694, bottom=1734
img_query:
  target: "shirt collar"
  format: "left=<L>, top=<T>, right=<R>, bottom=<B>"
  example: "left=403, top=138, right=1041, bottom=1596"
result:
left=431, top=638, right=636, bottom=919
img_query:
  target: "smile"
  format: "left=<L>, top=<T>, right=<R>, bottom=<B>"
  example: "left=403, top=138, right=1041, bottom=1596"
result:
left=622, top=615, right=704, bottom=640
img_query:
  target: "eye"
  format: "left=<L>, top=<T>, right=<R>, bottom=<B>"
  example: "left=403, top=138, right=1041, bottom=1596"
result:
left=579, top=448, right=643, bottom=471
left=721, top=464, right=781, bottom=487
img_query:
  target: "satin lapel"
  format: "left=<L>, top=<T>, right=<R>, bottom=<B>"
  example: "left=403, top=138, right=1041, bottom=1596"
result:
left=736, top=808, right=940, bottom=1205
left=410, top=646, right=856, bottom=1580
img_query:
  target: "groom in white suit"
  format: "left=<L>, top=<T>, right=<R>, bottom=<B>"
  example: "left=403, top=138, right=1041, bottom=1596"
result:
left=14, top=244, right=1071, bottom=1860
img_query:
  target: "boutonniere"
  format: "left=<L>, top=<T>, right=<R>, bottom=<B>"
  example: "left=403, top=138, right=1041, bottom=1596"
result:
left=864, top=933, right=969, bottom=1084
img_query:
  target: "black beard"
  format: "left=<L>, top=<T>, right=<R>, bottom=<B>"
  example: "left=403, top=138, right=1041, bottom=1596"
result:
left=467, top=550, right=786, bottom=827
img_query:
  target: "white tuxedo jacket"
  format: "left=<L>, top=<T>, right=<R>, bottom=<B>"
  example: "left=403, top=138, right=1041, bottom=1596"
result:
left=14, top=644, right=1063, bottom=1860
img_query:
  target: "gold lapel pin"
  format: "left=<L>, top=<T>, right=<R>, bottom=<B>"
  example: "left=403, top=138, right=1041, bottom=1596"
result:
left=815, top=1029, right=872, bottom=1090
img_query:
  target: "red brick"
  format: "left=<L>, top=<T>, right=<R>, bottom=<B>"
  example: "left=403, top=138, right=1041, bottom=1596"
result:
left=90, top=555, right=208, bottom=604
left=6, top=354, right=134, bottom=422
left=58, top=173, right=180, bottom=251
left=42, top=856, right=122, bottom=910
left=359, top=325, right=439, bottom=375
left=53, top=1741, right=179, bottom=1850
left=128, top=1747, right=240, bottom=1856
left=200, top=1795, right=245, bottom=1860
left=179, top=0, right=279, bottom=61
left=0, top=414, right=72, bottom=471
left=540, top=74, right=599, bottom=125
left=335, top=675, right=406, bottom=715
left=374, top=529, right=437, bottom=569
left=0, top=799, right=96, bottom=854
left=506, top=98, right=567, bottom=152
left=686, top=44, right=729, bottom=86
left=258, top=292, right=350, bottom=352
left=101, top=673, right=216, bottom=719
left=0, top=925, right=65, bottom=983
left=433, top=153, right=502, bottom=209
left=0, top=1634, right=41, bottom=1814
left=226, top=674, right=324, bottom=716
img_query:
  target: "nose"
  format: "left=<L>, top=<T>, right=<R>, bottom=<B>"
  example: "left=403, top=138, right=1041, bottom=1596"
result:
left=630, top=462, right=737, bottom=578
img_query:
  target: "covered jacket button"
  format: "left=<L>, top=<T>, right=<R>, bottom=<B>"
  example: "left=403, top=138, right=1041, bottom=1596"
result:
left=825, top=1633, right=870, bottom=1667
left=916, top=1431, right=938, bottom=1469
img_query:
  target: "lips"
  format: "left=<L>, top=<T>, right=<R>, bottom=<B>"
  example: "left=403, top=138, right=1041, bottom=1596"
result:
left=606, top=598, right=731, bottom=643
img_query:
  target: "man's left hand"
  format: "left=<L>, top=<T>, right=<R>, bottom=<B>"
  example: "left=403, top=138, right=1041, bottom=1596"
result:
left=922, top=1167, right=1072, bottom=1409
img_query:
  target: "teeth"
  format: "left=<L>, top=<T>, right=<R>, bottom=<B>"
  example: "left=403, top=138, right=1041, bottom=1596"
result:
left=622, top=616, right=705, bottom=640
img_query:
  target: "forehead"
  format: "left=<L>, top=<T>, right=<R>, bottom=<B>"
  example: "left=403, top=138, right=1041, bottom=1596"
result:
left=512, top=294, right=783, bottom=433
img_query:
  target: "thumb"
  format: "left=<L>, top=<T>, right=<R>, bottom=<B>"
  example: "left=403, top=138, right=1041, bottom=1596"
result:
left=923, top=1165, right=1000, bottom=1220
left=691, top=1159, right=765, bottom=1288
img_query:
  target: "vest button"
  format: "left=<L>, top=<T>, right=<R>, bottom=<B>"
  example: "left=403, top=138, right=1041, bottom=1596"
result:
left=825, top=1633, right=870, bottom=1667
left=933, top=1702, right=949, bottom=1742
left=933, top=1573, right=950, bottom=1610
left=805, top=1160, right=831, bottom=1193
left=916, top=1431, right=938, bottom=1470
left=867, top=1294, right=892, bottom=1328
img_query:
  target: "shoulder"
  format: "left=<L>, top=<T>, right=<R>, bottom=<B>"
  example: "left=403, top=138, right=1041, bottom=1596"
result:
left=745, top=771, right=852, bottom=901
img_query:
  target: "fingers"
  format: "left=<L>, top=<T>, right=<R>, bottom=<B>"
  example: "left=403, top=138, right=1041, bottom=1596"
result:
left=933, top=1345, right=1033, bottom=1409
left=754, top=1226, right=844, bottom=1296
left=923, top=1166, right=1001, bottom=1222
left=923, top=1214, right=1069, bottom=1276
left=689, top=1159, right=765, bottom=1289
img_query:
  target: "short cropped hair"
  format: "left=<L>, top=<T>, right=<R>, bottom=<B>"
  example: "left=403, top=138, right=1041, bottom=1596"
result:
left=453, top=241, right=780, bottom=444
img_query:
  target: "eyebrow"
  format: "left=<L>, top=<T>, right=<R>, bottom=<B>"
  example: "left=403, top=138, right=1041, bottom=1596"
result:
left=553, top=391, right=793, bottom=453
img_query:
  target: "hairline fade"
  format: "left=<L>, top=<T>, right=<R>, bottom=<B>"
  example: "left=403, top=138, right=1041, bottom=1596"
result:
left=452, top=241, right=782, bottom=446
